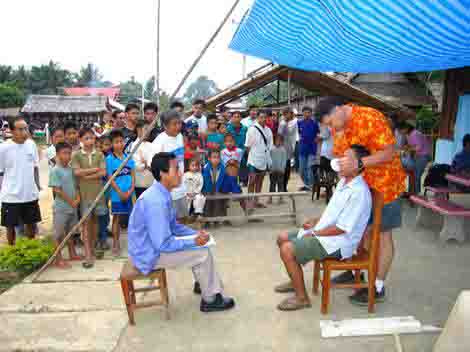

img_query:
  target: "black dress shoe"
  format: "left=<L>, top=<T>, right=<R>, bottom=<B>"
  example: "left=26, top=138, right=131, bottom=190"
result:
left=200, top=293, right=235, bottom=313
left=193, top=281, right=201, bottom=295
left=331, top=270, right=365, bottom=285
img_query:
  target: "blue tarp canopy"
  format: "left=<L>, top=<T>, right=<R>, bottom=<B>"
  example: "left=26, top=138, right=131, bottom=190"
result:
left=230, top=0, right=470, bottom=73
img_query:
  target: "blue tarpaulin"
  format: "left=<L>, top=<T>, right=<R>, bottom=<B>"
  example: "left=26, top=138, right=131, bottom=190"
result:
left=230, top=0, right=470, bottom=73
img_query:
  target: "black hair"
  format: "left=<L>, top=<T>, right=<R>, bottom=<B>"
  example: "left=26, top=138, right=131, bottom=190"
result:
left=144, top=102, right=159, bottom=113
left=188, top=134, right=199, bottom=141
left=125, top=103, right=140, bottom=113
left=248, top=104, right=258, bottom=111
left=109, top=129, right=124, bottom=142
left=8, top=116, right=25, bottom=130
left=79, top=127, right=94, bottom=138
left=136, top=120, right=146, bottom=129
left=257, top=109, right=268, bottom=117
left=51, top=126, right=65, bottom=137
left=192, top=99, right=206, bottom=107
left=112, top=111, right=120, bottom=118
left=64, top=121, right=78, bottom=133
left=350, top=144, right=371, bottom=170
left=55, top=142, right=72, bottom=154
left=208, top=149, right=220, bottom=158
left=314, top=96, right=349, bottom=120
left=170, top=101, right=184, bottom=110
left=224, top=133, right=235, bottom=141
left=302, top=106, right=313, bottom=113
left=161, top=109, right=182, bottom=127
left=99, top=135, right=111, bottom=143
left=151, top=152, right=176, bottom=181
left=463, top=134, right=470, bottom=147
left=207, top=114, right=218, bottom=123
left=231, top=110, right=242, bottom=117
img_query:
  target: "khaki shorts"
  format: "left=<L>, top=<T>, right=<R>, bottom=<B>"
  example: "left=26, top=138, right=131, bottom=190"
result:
left=53, top=210, right=78, bottom=241
left=287, top=230, right=341, bottom=265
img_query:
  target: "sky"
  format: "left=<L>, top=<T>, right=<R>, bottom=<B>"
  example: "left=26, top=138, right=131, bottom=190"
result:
left=0, top=0, right=266, bottom=95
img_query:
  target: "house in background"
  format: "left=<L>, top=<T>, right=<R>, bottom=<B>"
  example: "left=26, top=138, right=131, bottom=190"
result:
left=63, top=87, right=120, bottom=100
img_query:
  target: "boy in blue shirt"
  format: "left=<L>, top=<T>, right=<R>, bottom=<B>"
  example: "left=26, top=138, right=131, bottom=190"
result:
left=106, top=130, right=135, bottom=256
left=297, top=106, right=319, bottom=191
left=205, top=114, right=225, bottom=151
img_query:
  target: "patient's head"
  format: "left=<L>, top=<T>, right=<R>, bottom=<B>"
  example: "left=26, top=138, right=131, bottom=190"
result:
left=342, top=144, right=370, bottom=178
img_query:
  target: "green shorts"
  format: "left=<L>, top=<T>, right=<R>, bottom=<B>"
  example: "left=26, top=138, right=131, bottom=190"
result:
left=287, top=230, right=341, bottom=265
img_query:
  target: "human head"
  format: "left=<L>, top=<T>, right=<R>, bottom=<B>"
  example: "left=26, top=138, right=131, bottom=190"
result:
left=208, top=149, right=221, bottom=167
left=109, top=129, right=125, bottom=154
left=64, top=122, right=79, bottom=145
left=103, top=111, right=112, bottom=124
left=249, top=105, right=258, bottom=119
left=218, top=123, right=227, bottom=135
left=170, top=101, right=185, bottom=113
left=9, top=116, right=29, bottom=144
left=463, top=134, right=470, bottom=152
left=189, top=158, right=201, bottom=173
left=207, top=114, right=218, bottom=132
left=314, top=96, right=350, bottom=131
left=151, top=152, right=181, bottom=189
left=161, top=109, right=182, bottom=137
left=257, top=110, right=267, bottom=126
left=224, top=133, right=235, bottom=149
left=221, top=107, right=231, bottom=122
left=55, top=142, right=73, bottom=166
left=274, top=134, right=283, bottom=147
left=282, top=107, right=294, bottom=121
left=302, top=106, right=313, bottom=119
left=397, top=122, right=414, bottom=135
left=144, top=102, right=159, bottom=124
left=192, top=99, right=206, bottom=118
left=79, top=127, right=96, bottom=150
left=341, top=144, right=371, bottom=178
left=188, top=135, right=199, bottom=149
left=99, top=135, right=112, bottom=154
left=231, top=111, right=242, bottom=126
left=51, top=126, right=65, bottom=145
left=125, top=103, right=140, bottom=126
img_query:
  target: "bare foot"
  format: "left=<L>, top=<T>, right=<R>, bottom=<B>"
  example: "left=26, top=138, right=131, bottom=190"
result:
left=55, top=260, right=71, bottom=269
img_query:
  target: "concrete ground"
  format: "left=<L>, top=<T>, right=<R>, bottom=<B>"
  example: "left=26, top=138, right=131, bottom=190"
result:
left=0, top=155, right=469, bottom=351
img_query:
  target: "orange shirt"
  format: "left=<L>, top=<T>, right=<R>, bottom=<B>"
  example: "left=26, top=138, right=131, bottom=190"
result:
left=333, top=105, right=406, bottom=204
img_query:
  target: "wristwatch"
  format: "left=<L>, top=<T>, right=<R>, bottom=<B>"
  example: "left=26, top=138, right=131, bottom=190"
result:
left=357, top=158, right=364, bottom=171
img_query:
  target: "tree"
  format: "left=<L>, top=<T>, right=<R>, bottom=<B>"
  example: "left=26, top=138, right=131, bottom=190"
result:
left=0, top=83, right=25, bottom=108
left=119, top=76, right=143, bottom=105
left=183, top=75, right=220, bottom=104
left=75, top=63, right=103, bottom=87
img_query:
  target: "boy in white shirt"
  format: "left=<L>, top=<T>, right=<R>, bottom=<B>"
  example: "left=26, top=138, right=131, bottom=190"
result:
left=0, top=117, right=42, bottom=245
left=183, top=158, right=205, bottom=218
left=274, top=145, right=372, bottom=311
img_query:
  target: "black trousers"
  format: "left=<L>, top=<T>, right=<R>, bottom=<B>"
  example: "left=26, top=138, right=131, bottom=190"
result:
left=283, top=162, right=291, bottom=192
left=270, top=172, right=286, bottom=193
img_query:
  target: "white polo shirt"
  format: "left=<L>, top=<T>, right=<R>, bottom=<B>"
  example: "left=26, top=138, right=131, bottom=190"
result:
left=314, top=175, right=372, bottom=259
left=245, top=122, right=273, bottom=171
left=0, top=139, right=40, bottom=203
left=184, top=114, right=207, bottom=134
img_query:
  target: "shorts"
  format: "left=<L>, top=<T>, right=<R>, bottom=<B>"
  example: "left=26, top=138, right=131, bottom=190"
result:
left=111, top=198, right=133, bottom=215
left=53, top=210, right=78, bottom=240
left=248, top=164, right=266, bottom=174
left=80, top=201, right=108, bottom=218
left=368, top=198, right=402, bottom=232
left=1, top=200, right=42, bottom=228
left=173, top=198, right=189, bottom=219
left=287, top=230, right=341, bottom=265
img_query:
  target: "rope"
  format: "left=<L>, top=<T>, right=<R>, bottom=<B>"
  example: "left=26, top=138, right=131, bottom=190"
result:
left=31, top=0, right=241, bottom=282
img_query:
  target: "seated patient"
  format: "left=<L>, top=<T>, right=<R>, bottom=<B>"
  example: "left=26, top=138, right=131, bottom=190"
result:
left=127, top=152, right=235, bottom=313
left=274, top=145, right=372, bottom=311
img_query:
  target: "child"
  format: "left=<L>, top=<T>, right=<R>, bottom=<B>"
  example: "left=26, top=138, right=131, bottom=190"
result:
left=49, top=142, right=81, bottom=268
left=106, top=129, right=136, bottom=256
left=202, top=150, right=228, bottom=225
left=71, top=127, right=107, bottom=269
left=221, top=133, right=246, bottom=213
left=64, top=122, right=81, bottom=152
left=269, top=135, right=287, bottom=204
left=206, top=114, right=224, bottom=151
left=218, top=122, right=227, bottom=136
left=99, top=135, right=112, bottom=156
left=183, top=158, right=206, bottom=218
left=47, top=126, right=65, bottom=170
left=184, top=135, right=202, bottom=171
left=131, top=121, right=154, bottom=199
left=96, top=135, right=112, bottom=251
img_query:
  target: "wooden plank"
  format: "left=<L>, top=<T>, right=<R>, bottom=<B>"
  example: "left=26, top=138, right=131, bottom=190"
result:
left=200, top=212, right=294, bottom=223
left=205, top=191, right=309, bottom=200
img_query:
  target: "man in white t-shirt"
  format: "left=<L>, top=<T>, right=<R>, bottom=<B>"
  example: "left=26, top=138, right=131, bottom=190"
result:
left=0, top=116, right=42, bottom=245
left=245, top=110, right=273, bottom=208
left=151, top=110, right=188, bottom=220
left=184, top=99, right=208, bottom=135
left=241, top=105, right=258, bottom=129
left=274, top=145, right=372, bottom=311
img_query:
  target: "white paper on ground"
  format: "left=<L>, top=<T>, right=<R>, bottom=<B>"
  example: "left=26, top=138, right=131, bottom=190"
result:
left=175, top=234, right=216, bottom=248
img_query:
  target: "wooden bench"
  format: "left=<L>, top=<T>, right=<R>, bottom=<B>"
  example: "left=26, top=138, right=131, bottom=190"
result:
left=200, top=191, right=309, bottom=226
left=410, top=195, right=470, bottom=243
left=424, top=186, right=465, bottom=199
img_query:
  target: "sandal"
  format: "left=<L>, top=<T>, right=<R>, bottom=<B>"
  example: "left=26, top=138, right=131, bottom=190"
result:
left=277, top=297, right=311, bottom=311
left=274, top=281, right=295, bottom=293
left=82, top=261, right=94, bottom=269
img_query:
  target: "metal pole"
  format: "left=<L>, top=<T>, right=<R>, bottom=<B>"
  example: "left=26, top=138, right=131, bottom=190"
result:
left=156, top=0, right=161, bottom=105
left=171, top=0, right=241, bottom=99
left=242, top=55, right=247, bottom=79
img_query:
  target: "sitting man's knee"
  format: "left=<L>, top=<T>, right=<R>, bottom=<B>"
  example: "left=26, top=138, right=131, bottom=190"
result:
left=280, top=242, right=295, bottom=260
left=277, top=231, right=289, bottom=247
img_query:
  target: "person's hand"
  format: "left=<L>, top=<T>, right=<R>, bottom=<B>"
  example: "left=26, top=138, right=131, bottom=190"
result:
left=118, top=191, right=128, bottom=202
left=71, top=199, right=80, bottom=209
left=338, top=153, right=359, bottom=175
left=195, top=232, right=210, bottom=246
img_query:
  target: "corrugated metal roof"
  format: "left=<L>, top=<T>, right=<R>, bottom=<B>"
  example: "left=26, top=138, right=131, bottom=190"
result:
left=22, top=95, right=108, bottom=114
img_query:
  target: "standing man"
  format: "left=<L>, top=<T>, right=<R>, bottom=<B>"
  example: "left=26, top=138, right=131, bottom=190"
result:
left=0, top=116, right=42, bottom=245
left=241, top=105, right=258, bottom=129
left=227, top=111, right=249, bottom=186
left=143, top=102, right=161, bottom=143
left=245, top=110, right=273, bottom=208
left=122, top=103, right=140, bottom=154
left=314, top=96, right=406, bottom=306
left=297, top=106, right=319, bottom=191
left=278, top=108, right=298, bottom=192
left=184, top=99, right=208, bottom=136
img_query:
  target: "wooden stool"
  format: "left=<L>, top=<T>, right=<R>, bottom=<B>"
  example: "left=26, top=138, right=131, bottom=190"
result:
left=120, top=261, right=170, bottom=325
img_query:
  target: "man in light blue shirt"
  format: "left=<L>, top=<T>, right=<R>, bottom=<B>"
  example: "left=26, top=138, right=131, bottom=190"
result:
left=274, top=145, right=372, bottom=311
left=128, top=152, right=235, bottom=313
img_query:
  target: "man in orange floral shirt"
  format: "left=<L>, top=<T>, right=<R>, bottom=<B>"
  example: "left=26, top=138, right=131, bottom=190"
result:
left=314, top=96, right=406, bottom=306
